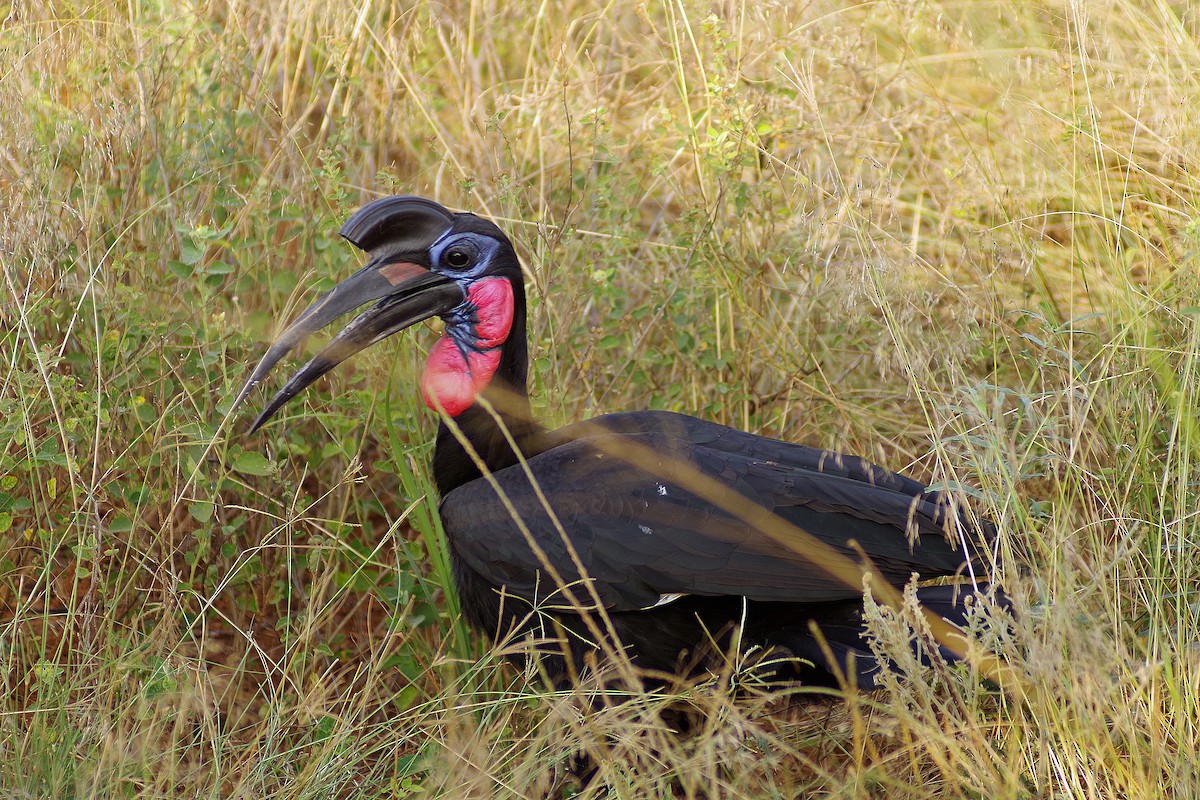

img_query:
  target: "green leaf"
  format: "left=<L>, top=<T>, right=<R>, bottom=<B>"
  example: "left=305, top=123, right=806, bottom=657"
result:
left=167, top=260, right=194, bottom=280
left=232, top=451, right=275, bottom=477
left=181, top=238, right=205, bottom=265
left=188, top=501, right=214, bottom=523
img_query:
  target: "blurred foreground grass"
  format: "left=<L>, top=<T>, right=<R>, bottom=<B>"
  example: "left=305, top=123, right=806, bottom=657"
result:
left=2, top=1, right=1199, bottom=797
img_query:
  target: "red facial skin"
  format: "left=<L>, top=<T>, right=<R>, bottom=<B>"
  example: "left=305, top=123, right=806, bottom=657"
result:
left=420, top=278, right=514, bottom=416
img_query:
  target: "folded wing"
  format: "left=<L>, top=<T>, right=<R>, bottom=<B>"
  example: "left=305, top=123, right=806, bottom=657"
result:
left=440, top=411, right=989, bottom=612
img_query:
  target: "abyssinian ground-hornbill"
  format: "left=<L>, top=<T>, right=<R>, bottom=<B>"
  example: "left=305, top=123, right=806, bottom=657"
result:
left=239, top=196, right=1001, bottom=688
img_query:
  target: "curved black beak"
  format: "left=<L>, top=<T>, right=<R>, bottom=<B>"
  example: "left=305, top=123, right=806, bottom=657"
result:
left=236, top=260, right=463, bottom=432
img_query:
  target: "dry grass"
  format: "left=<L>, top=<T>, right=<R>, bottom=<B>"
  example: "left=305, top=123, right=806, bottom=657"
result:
left=2, top=0, right=1199, bottom=797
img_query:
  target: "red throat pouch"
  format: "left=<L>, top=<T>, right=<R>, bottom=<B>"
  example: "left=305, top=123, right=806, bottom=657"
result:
left=420, top=278, right=514, bottom=416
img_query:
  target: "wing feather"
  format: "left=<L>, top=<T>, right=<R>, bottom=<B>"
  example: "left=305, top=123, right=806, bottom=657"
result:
left=440, top=411, right=989, bottom=612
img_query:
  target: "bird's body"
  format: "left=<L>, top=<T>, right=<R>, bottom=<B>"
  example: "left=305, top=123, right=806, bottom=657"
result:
left=241, top=196, right=1000, bottom=688
left=437, top=409, right=991, bottom=684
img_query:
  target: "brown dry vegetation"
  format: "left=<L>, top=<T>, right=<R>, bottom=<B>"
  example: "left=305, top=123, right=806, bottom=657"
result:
left=2, top=0, right=1199, bottom=797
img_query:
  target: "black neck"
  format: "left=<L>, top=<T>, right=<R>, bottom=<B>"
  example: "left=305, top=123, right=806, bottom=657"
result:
left=430, top=284, right=541, bottom=496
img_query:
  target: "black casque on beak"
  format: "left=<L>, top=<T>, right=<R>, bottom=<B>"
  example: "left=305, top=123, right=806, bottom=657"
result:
left=236, top=197, right=466, bottom=432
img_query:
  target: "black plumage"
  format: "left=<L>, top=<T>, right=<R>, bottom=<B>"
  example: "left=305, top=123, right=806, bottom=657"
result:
left=241, top=196, right=1000, bottom=688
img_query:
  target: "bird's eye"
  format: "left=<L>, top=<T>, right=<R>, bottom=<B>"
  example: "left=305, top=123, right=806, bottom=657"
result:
left=444, top=249, right=471, bottom=269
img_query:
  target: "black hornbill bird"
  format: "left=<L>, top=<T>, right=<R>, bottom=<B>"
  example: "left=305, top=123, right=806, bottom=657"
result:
left=239, top=196, right=1000, bottom=688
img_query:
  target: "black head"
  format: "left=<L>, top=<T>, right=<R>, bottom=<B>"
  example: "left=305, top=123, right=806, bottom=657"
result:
left=235, top=196, right=525, bottom=431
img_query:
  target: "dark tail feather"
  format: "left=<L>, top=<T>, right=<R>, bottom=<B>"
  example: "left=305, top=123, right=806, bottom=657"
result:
left=774, top=584, right=1010, bottom=689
